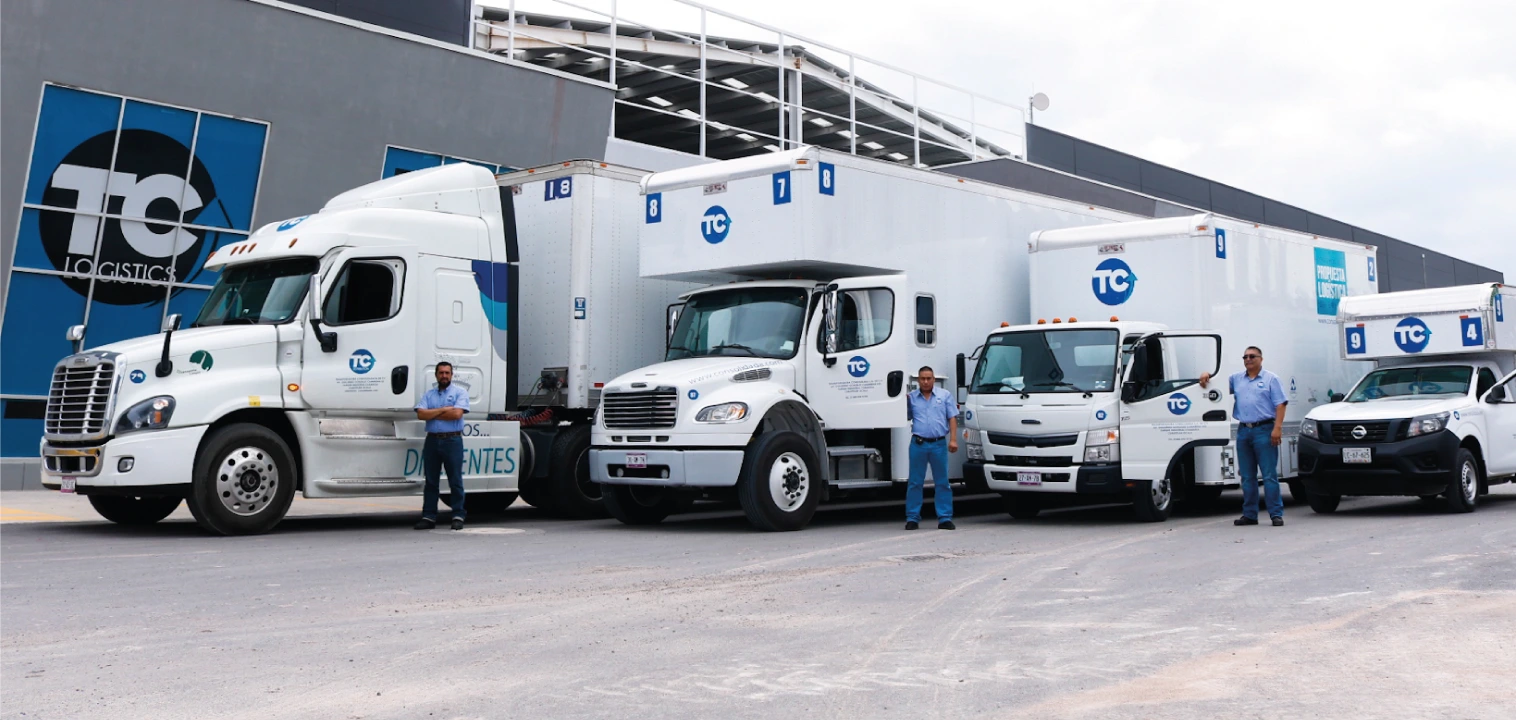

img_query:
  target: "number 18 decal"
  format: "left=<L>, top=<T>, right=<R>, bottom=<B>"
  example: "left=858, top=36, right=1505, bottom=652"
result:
left=545, top=177, right=572, bottom=201
left=819, top=162, right=836, bottom=196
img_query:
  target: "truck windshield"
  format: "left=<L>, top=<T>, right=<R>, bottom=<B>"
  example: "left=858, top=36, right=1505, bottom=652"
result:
left=1347, top=365, right=1473, bottom=401
left=194, top=258, right=319, bottom=327
left=667, top=287, right=809, bottom=360
left=970, top=329, right=1119, bottom=394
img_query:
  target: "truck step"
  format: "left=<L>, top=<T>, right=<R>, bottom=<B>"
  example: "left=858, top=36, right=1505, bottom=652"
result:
left=827, top=445, right=882, bottom=458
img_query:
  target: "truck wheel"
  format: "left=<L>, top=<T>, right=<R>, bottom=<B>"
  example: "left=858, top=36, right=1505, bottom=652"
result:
left=186, top=423, right=297, bottom=536
left=548, top=425, right=606, bottom=519
left=1444, top=449, right=1479, bottom=513
left=518, top=476, right=554, bottom=511
left=1003, top=493, right=1041, bottom=519
left=469, top=492, right=518, bottom=514
left=737, top=432, right=821, bottom=532
left=1288, top=480, right=1309, bottom=506
left=1132, top=477, right=1172, bottom=523
left=1307, top=492, right=1341, bottom=514
left=602, top=484, right=677, bottom=525
left=88, top=495, right=181, bottom=525
left=1184, top=485, right=1223, bottom=512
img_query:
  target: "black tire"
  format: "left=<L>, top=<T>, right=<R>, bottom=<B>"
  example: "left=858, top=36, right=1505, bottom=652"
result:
left=1003, top=493, right=1041, bottom=519
left=1288, top=480, right=1309, bottom=506
left=1184, top=484, right=1224, bottom=512
left=517, top=475, right=554, bottom=511
left=88, top=495, right=181, bottom=525
left=1132, top=477, right=1173, bottom=523
left=1307, top=492, right=1341, bottom=514
left=1419, top=494, right=1442, bottom=505
left=469, top=492, right=518, bottom=514
left=736, top=432, right=821, bottom=532
left=547, top=425, right=606, bottom=519
left=602, top=484, right=678, bottom=525
left=186, top=423, right=297, bottom=536
left=1444, top=449, right=1479, bottom=514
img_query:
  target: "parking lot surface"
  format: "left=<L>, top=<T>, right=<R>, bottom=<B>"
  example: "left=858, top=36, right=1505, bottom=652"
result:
left=3, top=488, right=1514, bottom=719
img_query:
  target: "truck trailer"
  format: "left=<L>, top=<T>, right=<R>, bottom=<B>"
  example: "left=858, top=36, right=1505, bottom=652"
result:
left=39, top=160, right=696, bottom=533
left=961, top=214, right=1378, bottom=521
left=587, top=147, right=1140, bottom=531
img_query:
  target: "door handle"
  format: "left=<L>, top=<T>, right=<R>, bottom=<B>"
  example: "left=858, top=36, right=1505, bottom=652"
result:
left=391, top=365, right=409, bottom=395
left=1202, top=410, right=1226, bottom=422
left=887, top=370, right=904, bottom=397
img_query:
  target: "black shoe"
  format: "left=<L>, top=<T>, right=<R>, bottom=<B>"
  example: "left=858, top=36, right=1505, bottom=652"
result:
left=1233, top=516, right=1258, bottom=526
left=904, top=521, right=919, bottom=530
left=414, top=518, right=436, bottom=530
left=938, top=520, right=956, bottom=530
left=451, top=518, right=465, bottom=531
left=1272, top=516, right=1284, bottom=527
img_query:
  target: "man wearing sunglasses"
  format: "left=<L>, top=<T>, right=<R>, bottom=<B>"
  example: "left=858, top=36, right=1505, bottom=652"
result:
left=1200, top=347, right=1288, bottom=526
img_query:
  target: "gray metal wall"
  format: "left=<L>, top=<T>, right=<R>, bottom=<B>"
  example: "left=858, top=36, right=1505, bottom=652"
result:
left=283, top=0, right=473, bottom=46
left=1025, top=125, right=1503, bottom=292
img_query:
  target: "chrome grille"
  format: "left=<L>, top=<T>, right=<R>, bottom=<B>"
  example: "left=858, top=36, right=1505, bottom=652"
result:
left=46, top=359, right=116, bottom=438
left=602, top=388, right=678, bottom=429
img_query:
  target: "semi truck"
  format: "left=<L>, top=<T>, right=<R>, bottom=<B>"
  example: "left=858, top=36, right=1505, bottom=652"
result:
left=960, top=214, right=1378, bottom=521
left=39, top=160, right=695, bottom=533
left=1299, top=283, right=1516, bottom=513
left=587, top=147, right=1139, bottom=531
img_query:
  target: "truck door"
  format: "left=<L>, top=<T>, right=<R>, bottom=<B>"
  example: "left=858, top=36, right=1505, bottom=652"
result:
left=808, top=275, right=910, bottom=431
left=1480, top=368, right=1516, bottom=476
left=417, top=254, right=490, bottom=413
left=301, top=249, right=418, bottom=412
left=1118, top=332, right=1230, bottom=481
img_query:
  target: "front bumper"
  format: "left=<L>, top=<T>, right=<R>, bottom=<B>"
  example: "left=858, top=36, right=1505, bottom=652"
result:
left=978, top=459, right=1124, bottom=495
left=1299, top=430, right=1460, bottom=496
left=41, top=424, right=207, bottom=492
left=589, top=447, right=745, bottom=487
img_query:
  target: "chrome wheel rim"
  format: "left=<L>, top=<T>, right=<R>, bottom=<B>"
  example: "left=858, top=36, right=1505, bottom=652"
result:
left=1460, top=460, right=1477, bottom=503
left=768, top=452, right=810, bottom=512
left=1151, top=478, right=1172, bottom=511
left=216, top=446, right=278, bottom=516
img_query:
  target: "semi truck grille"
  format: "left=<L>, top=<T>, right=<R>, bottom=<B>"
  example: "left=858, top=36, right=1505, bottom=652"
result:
left=986, top=432, right=1078, bottom=448
left=602, top=388, right=678, bottom=429
left=46, top=359, right=116, bottom=438
left=994, top=455, right=1074, bottom=467
left=1327, top=421, right=1390, bottom=444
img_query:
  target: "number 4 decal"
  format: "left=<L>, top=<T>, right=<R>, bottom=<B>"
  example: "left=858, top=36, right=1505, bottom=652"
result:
left=1461, top=316, right=1484, bottom=347
left=819, top=162, right=836, bottom=195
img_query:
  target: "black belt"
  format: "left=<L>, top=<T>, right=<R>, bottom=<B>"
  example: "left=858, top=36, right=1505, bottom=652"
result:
left=912, top=435, right=945, bottom=443
left=1237, top=420, right=1275, bottom=428
left=428, top=431, right=462, bottom=438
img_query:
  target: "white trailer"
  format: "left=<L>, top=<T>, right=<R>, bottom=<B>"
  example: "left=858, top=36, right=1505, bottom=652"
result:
left=38, top=161, right=697, bottom=533
left=587, top=147, right=1139, bottom=531
left=960, top=213, right=1378, bottom=521
left=1299, top=283, right=1516, bottom=513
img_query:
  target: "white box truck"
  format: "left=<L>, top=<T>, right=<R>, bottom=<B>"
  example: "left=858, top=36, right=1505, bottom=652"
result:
left=960, top=214, right=1378, bottom=521
left=1299, top=283, right=1516, bottom=513
left=39, top=160, right=695, bottom=533
left=587, top=147, right=1138, bottom=531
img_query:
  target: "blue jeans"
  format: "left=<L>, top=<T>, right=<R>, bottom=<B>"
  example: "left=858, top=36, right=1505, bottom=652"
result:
left=1236, top=424, right=1283, bottom=520
left=906, top=438, right=952, bottom=522
left=422, top=434, right=465, bottom=521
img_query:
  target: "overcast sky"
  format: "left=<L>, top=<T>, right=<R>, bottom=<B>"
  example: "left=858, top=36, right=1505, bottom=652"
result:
left=493, top=0, right=1513, bottom=275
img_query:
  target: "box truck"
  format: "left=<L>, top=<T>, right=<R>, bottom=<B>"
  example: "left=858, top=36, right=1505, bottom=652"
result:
left=1299, top=283, right=1516, bottom=513
left=39, top=160, right=696, bottom=533
left=959, top=214, right=1378, bottom=521
left=587, top=147, right=1139, bottom=531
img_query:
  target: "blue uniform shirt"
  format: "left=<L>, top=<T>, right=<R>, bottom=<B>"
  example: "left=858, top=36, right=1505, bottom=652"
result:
left=906, top=386, right=959, bottom=438
left=416, top=383, right=470, bottom=433
left=1229, top=369, right=1287, bottom=424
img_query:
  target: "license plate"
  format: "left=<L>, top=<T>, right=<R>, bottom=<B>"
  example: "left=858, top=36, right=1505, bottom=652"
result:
left=61, top=476, right=77, bottom=493
left=625, top=453, right=647, bottom=469
left=1017, top=472, right=1042, bottom=486
left=1342, top=448, right=1372, bottom=464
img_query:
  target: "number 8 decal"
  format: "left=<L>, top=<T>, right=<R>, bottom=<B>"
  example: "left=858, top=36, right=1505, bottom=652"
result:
left=645, top=192, right=662, bottom=224
left=819, top=162, right=836, bottom=196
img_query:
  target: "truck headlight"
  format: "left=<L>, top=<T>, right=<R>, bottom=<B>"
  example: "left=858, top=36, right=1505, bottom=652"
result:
left=694, top=402, right=749, bottom=423
left=965, top=433, right=983, bottom=460
left=115, top=396, right=175, bottom=435
left=1299, top=419, right=1318, bottom=439
left=1405, top=412, right=1450, bottom=438
left=1083, top=428, right=1120, bottom=463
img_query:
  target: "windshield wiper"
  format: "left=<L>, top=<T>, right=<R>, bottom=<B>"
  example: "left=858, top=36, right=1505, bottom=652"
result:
left=710, top=343, right=758, bottom=356
left=667, top=344, right=696, bottom=358
left=1028, top=381, right=1076, bottom=389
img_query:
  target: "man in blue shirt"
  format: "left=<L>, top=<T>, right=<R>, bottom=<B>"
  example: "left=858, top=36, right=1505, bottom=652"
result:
left=904, top=366, right=959, bottom=530
left=1202, top=346, right=1288, bottom=526
left=414, top=362, right=471, bottom=530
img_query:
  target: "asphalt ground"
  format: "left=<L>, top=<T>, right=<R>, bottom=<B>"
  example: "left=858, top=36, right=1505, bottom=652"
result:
left=3, top=487, right=1514, bottom=720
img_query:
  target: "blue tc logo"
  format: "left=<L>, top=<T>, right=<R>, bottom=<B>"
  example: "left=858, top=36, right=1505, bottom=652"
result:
left=847, top=356, right=870, bottom=378
left=1394, top=317, right=1431, bottom=353
left=349, top=349, right=376, bottom=374
left=276, top=216, right=308, bottom=231
left=1166, top=393, right=1191, bottom=415
left=688, top=389, right=699, bottom=400
left=701, top=206, right=731, bottom=244
left=129, top=369, right=146, bottom=384
left=1092, top=258, right=1137, bottom=305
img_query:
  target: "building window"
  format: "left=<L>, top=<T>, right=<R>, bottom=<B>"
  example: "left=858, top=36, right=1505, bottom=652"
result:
left=382, top=145, right=511, bottom=178
left=915, top=294, right=936, bottom=347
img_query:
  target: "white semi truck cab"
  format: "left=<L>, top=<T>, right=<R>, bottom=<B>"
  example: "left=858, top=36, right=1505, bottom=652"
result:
left=40, top=164, right=526, bottom=534
left=1299, top=283, right=1516, bottom=513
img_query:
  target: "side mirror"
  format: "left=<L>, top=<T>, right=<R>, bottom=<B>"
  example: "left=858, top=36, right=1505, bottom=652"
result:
left=955, top=352, right=968, bottom=403
left=65, top=324, right=86, bottom=353
left=1121, top=381, right=1140, bottom=404
left=821, top=287, right=839, bottom=368
left=666, top=304, right=683, bottom=349
left=1486, top=387, right=1507, bottom=404
left=1330, top=392, right=1345, bottom=403
left=307, top=275, right=338, bottom=353
left=162, top=313, right=182, bottom=333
